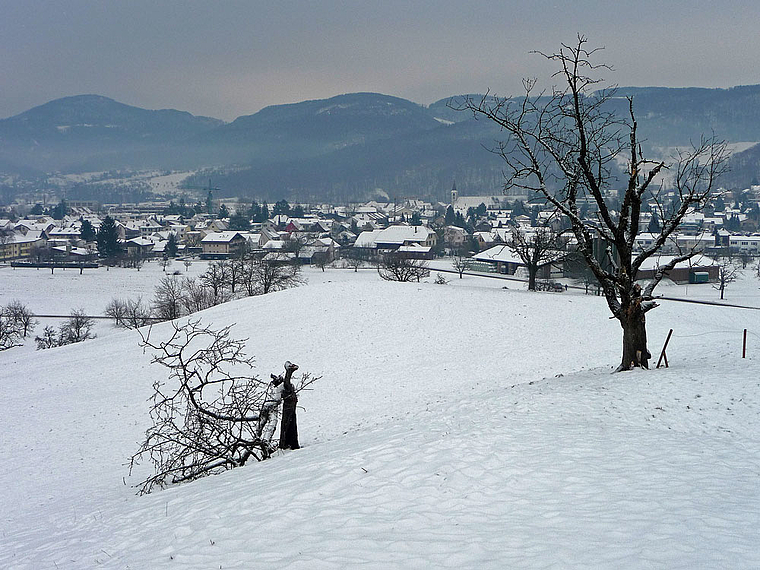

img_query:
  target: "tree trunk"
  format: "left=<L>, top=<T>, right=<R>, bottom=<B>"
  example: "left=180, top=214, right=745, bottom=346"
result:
left=528, top=266, right=537, bottom=291
left=278, top=362, right=300, bottom=450
left=618, top=304, right=651, bottom=371
left=279, top=392, right=299, bottom=450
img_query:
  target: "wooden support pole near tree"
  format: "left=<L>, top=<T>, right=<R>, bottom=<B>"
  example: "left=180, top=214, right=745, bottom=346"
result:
left=657, top=329, right=674, bottom=369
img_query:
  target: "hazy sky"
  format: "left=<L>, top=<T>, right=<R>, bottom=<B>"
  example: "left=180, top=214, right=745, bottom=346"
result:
left=2, top=0, right=758, bottom=121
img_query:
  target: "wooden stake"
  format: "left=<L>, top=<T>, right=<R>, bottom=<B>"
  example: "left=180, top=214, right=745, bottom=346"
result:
left=657, top=329, right=673, bottom=369
left=743, top=329, right=747, bottom=359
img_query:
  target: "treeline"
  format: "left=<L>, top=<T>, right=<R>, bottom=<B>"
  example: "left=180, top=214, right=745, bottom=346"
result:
left=106, top=254, right=303, bottom=329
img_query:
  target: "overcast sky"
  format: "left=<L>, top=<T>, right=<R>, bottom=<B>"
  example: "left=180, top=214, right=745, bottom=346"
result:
left=2, top=0, right=758, bottom=121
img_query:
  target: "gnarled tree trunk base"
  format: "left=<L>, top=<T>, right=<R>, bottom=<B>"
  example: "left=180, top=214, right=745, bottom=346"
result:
left=616, top=311, right=651, bottom=372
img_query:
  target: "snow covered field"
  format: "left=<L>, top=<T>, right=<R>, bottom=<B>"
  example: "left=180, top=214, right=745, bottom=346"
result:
left=1, top=263, right=759, bottom=568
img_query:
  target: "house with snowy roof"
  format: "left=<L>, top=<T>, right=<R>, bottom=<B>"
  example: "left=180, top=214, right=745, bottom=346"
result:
left=51, top=244, right=97, bottom=262
left=47, top=226, right=83, bottom=245
left=473, top=231, right=498, bottom=250
left=396, top=242, right=433, bottom=259
left=374, top=225, right=437, bottom=250
left=125, top=237, right=156, bottom=258
left=353, top=225, right=437, bottom=253
left=729, top=235, right=760, bottom=254
left=14, top=219, right=56, bottom=235
left=472, top=244, right=562, bottom=279
left=0, top=231, right=47, bottom=261
left=634, top=255, right=718, bottom=284
left=200, top=231, right=247, bottom=259
left=442, top=226, right=468, bottom=249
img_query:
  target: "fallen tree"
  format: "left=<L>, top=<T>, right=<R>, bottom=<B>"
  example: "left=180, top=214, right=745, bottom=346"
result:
left=130, top=319, right=318, bottom=494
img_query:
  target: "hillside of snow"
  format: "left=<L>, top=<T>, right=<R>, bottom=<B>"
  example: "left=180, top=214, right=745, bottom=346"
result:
left=1, top=268, right=759, bottom=568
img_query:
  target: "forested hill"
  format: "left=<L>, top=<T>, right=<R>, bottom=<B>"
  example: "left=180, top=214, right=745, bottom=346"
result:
left=2, top=87, right=760, bottom=202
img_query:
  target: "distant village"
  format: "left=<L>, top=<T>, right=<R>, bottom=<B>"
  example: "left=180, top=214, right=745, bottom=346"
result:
left=2, top=183, right=760, bottom=285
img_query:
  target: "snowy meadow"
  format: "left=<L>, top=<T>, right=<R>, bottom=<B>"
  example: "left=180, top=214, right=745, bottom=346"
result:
left=1, top=262, right=759, bottom=568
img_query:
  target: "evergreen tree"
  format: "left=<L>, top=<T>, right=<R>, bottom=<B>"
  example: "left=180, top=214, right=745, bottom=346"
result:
left=410, top=211, right=422, bottom=226
left=726, top=214, right=741, bottom=231
left=205, top=191, right=214, bottom=215
left=444, top=205, right=456, bottom=225
left=248, top=202, right=261, bottom=222
left=51, top=200, right=68, bottom=220
left=530, top=206, right=540, bottom=227
left=512, top=200, right=527, bottom=217
left=96, top=215, right=122, bottom=261
left=647, top=212, right=661, bottom=233
left=291, top=204, right=305, bottom=218
left=218, top=204, right=230, bottom=218
left=166, top=233, right=179, bottom=258
left=272, top=200, right=290, bottom=216
left=261, top=202, right=270, bottom=221
left=229, top=212, right=252, bottom=230
left=79, top=218, right=96, bottom=242
left=30, top=203, right=44, bottom=215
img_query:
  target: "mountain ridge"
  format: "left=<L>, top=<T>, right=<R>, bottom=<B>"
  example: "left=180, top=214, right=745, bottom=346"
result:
left=2, top=87, right=760, bottom=201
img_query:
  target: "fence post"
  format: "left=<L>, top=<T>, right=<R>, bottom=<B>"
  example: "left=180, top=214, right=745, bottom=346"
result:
left=743, top=329, right=747, bottom=359
left=657, top=329, right=674, bottom=369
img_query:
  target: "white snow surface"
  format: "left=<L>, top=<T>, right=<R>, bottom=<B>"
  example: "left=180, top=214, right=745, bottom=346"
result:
left=1, top=265, right=760, bottom=568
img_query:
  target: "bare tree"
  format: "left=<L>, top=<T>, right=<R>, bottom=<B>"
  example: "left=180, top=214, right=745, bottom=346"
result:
left=378, top=253, right=430, bottom=282
left=0, top=228, right=12, bottom=247
left=35, top=325, right=58, bottom=350
left=124, top=250, right=145, bottom=271
left=153, top=276, right=185, bottom=321
left=252, top=254, right=305, bottom=295
left=0, top=314, right=23, bottom=351
left=159, top=255, right=172, bottom=273
left=227, top=258, right=245, bottom=294
left=346, top=247, right=373, bottom=272
left=59, top=309, right=95, bottom=344
left=507, top=224, right=566, bottom=290
left=107, top=297, right=153, bottom=329
left=459, top=35, right=728, bottom=370
left=452, top=250, right=474, bottom=278
left=105, top=298, right=129, bottom=327
left=312, top=251, right=329, bottom=272
left=714, top=261, right=738, bottom=300
left=123, top=297, right=154, bottom=328
left=238, top=254, right=260, bottom=297
left=4, top=300, right=37, bottom=338
left=129, top=319, right=318, bottom=494
left=183, top=258, right=193, bottom=272
left=200, top=260, right=231, bottom=304
left=180, top=277, right=215, bottom=314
